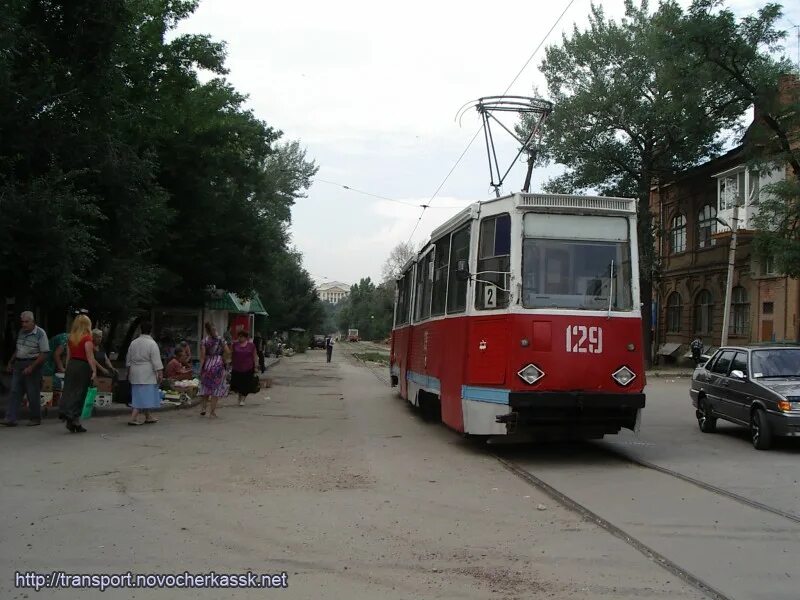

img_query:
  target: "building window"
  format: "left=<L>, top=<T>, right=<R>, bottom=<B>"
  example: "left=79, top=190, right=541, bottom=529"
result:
left=731, top=286, right=749, bottom=336
left=694, top=289, right=713, bottom=334
left=717, top=168, right=761, bottom=211
left=718, top=171, right=744, bottom=210
left=763, top=254, right=777, bottom=276
left=697, top=205, right=717, bottom=249
left=666, top=292, right=682, bottom=333
left=762, top=301, right=774, bottom=315
left=670, top=213, right=686, bottom=254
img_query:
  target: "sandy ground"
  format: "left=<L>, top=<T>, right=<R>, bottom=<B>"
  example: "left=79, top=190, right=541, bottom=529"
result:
left=0, top=350, right=708, bottom=599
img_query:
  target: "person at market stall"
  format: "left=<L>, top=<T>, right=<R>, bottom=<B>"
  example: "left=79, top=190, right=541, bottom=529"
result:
left=198, top=322, right=228, bottom=418
left=230, top=330, right=258, bottom=406
left=165, top=346, right=193, bottom=381
left=92, top=329, right=117, bottom=379
left=126, top=321, right=164, bottom=426
left=42, top=331, right=68, bottom=377
left=59, top=314, right=97, bottom=433
left=1, top=311, right=49, bottom=427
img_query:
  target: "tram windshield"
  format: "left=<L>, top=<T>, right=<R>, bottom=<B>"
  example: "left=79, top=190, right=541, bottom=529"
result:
left=522, top=213, right=633, bottom=310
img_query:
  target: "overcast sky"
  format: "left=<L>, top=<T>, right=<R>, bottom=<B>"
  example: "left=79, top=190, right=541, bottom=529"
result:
left=178, top=0, right=800, bottom=287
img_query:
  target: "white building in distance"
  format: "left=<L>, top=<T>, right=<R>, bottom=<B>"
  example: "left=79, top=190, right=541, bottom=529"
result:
left=317, top=281, right=351, bottom=304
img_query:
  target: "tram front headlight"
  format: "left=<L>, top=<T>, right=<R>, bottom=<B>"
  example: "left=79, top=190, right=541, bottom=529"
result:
left=611, top=366, right=636, bottom=386
left=517, top=364, right=545, bottom=385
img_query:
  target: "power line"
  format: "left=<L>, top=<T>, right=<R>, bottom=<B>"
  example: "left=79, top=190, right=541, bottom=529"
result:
left=315, top=178, right=418, bottom=207
left=315, top=177, right=458, bottom=210
left=405, top=0, right=578, bottom=244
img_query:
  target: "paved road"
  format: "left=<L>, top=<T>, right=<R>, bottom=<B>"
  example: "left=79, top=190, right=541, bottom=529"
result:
left=504, top=378, right=800, bottom=600
left=0, top=350, right=705, bottom=599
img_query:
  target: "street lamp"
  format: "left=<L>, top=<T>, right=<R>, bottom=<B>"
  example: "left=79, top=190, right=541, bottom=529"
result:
left=716, top=203, right=740, bottom=347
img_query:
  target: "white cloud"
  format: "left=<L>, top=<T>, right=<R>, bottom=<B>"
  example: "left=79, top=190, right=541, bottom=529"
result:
left=176, top=0, right=799, bottom=283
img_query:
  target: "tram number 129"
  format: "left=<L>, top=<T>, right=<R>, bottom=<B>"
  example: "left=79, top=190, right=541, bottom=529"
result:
left=566, top=325, right=603, bottom=354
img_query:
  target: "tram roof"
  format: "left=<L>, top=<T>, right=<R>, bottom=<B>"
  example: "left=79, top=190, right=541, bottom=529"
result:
left=398, top=192, right=636, bottom=275
left=427, top=192, right=636, bottom=241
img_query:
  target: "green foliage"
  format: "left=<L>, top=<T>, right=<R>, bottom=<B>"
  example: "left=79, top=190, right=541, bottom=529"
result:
left=667, top=1, right=800, bottom=273
left=336, top=278, right=394, bottom=341
left=525, top=0, right=767, bottom=363
left=257, top=248, right=324, bottom=334
left=753, top=179, right=800, bottom=276
left=0, top=0, right=319, bottom=326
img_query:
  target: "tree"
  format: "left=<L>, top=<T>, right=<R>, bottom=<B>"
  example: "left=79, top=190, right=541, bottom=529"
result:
left=257, top=248, right=323, bottom=334
left=0, top=0, right=319, bottom=341
left=336, top=278, right=394, bottom=341
left=381, top=241, right=417, bottom=284
left=527, top=0, right=751, bottom=364
left=669, top=1, right=800, bottom=278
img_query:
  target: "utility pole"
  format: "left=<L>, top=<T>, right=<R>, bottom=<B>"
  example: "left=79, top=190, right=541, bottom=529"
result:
left=719, top=202, right=739, bottom=347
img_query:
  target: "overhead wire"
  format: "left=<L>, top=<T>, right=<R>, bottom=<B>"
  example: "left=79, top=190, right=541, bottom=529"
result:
left=405, top=0, right=579, bottom=244
left=315, top=177, right=456, bottom=209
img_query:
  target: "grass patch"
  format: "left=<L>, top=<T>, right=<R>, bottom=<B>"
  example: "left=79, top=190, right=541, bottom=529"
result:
left=354, top=352, right=390, bottom=366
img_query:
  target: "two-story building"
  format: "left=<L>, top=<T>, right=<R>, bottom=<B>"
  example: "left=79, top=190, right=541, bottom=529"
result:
left=316, top=281, right=351, bottom=304
left=650, top=138, right=798, bottom=363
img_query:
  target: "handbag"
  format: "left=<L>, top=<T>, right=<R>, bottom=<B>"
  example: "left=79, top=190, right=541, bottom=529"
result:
left=250, top=373, right=261, bottom=394
left=81, top=386, right=98, bottom=420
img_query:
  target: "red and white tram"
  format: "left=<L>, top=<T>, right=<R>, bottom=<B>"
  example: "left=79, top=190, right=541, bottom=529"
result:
left=390, top=192, right=646, bottom=440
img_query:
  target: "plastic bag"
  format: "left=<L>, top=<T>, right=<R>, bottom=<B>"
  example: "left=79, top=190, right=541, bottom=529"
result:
left=81, top=386, right=98, bottom=420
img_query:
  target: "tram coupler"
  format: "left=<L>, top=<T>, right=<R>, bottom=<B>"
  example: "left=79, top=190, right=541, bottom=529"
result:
left=496, top=412, right=518, bottom=433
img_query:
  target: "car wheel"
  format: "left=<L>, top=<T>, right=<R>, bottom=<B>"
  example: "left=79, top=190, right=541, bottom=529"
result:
left=750, top=409, right=773, bottom=450
left=696, top=398, right=717, bottom=433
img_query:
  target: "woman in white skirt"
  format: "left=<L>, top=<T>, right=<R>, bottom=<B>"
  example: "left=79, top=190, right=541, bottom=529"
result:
left=126, top=321, right=164, bottom=426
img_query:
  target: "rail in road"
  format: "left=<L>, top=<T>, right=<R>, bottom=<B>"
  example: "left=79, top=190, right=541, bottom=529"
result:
left=344, top=348, right=800, bottom=600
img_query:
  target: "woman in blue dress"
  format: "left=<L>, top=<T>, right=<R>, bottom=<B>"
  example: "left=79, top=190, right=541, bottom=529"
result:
left=126, top=321, right=164, bottom=426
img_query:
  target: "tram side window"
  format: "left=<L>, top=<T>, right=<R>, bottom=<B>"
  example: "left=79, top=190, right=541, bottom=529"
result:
left=476, top=214, right=511, bottom=310
left=414, top=251, right=433, bottom=321
left=395, top=272, right=412, bottom=326
left=447, top=225, right=471, bottom=314
left=431, top=236, right=451, bottom=316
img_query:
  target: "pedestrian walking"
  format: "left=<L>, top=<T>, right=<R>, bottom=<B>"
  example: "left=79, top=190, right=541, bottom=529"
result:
left=59, top=314, right=97, bottom=433
left=325, top=336, right=334, bottom=363
left=126, top=322, right=163, bottom=426
left=230, top=330, right=258, bottom=406
left=199, top=322, right=228, bottom=418
left=690, top=336, right=704, bottom=366
left=1, top=311, right=49, bottom=427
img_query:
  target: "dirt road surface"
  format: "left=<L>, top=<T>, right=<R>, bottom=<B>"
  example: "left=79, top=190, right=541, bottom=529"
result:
left=0, top=350, right=706, bottom=599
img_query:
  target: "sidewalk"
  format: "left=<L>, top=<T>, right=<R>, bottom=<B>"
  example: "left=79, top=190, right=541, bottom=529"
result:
left=645, top=367, right=695, bottom=378
left=0, top=357, right=280, bottom=421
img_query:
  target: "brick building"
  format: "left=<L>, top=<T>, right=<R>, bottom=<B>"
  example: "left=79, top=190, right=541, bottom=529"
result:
left=650, top=142, right=798, bottom=363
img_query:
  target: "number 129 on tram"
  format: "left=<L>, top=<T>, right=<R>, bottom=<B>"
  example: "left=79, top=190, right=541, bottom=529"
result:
left=389, top=192, right=646, bottom=440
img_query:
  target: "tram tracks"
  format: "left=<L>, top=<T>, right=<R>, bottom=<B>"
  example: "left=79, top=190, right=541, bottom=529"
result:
left=495, top=444, right=800, bottom=600
left=494, top=455, right=734, bottom=600
left=348, top=352, right=796, bottom=599
left=599, top=443, right=800, bottom=525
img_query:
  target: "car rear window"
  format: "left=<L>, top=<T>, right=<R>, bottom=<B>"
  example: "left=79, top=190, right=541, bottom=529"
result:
left=711, top=351, right=735, bottom=375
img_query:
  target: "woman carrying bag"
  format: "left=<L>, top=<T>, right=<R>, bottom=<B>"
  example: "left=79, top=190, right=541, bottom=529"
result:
left=59, top=315, right=98, bottom=433
left=230, top=330, right=258, bottom=406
